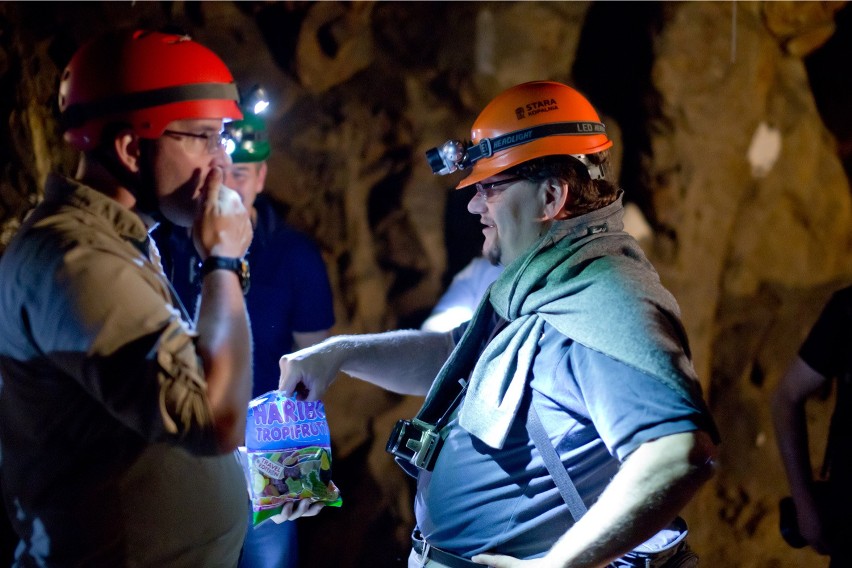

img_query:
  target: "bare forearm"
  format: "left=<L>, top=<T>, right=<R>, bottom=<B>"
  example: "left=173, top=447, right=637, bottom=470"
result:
left=195, top=271, right=252, bottom=451
left=543, top=431, right=716, bottom=568
left=281, top=329, right=455, bottom=401
left=333, top=329, right=455, bottom=396
left=771, top=358, right=826, bottom=500
left=772, top=390, right=815, bottom=499
left=293, top=329, right=331, bottom=350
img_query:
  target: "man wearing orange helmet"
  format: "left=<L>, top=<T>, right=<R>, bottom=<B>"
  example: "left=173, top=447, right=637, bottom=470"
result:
left=0, top=29, right=306, bottom=567
left=279, top=81, right=719, bottom=567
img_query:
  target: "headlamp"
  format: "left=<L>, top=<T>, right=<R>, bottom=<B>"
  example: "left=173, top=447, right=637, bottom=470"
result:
left=424, top=121, right=608, bottom=180
left=224, top=122, right=269, bottom=153
left=425, top=140, right=468, bottom=176
left=243, top=85, right=270, bottom=116
left=224, top=84, right=272, bottom=162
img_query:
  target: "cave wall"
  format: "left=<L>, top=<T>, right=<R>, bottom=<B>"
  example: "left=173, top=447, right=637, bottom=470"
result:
left=2, top=2, right=852, bottom=567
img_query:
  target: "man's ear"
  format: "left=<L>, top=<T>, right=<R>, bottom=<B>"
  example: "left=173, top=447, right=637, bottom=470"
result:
left=541, top=178, right=570, bottom=221
left=256, top=161, right=268, bottom=194
left=113, top=130, right=142, bottom=173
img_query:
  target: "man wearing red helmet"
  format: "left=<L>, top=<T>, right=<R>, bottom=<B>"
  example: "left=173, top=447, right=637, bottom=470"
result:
left=279, top=81, right=719, bottom=567
left=153, top=104, right=335, bottom=568
left=0, top=30, right=309, bottom=567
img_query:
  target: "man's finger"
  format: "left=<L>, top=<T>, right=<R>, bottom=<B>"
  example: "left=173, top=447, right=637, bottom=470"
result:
left=269, top=501, right=296, bottom=524
left=269, top=499, right=325, bottom=523
left=204, top=167, right=223, bottom=208
left=294, top=499, right=324, bottom=518
left=279, top=356, right=296, bottom=394
left=471, top=553, right=512, bottom=567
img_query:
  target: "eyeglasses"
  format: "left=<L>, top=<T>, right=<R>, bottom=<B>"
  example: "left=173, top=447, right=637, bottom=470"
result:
left=473, top=176, right=526, bottom=200
left=162, top=129, right=227, bottom=155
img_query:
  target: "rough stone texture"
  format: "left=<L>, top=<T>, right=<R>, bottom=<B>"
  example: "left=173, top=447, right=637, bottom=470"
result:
left=647, top=3, right=851, bottom=567
left=1, top=2, right=851, bottom=567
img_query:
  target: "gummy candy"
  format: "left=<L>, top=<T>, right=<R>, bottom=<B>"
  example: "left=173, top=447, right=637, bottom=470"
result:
left=242, top=391, right=342, bottom=526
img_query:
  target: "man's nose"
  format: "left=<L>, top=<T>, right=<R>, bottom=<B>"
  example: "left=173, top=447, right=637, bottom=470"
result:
left=467, top=191, right=486, bottom=214
left=211, top=145, right=232, bottom=170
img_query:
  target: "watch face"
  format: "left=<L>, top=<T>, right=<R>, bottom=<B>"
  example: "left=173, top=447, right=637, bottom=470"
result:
left=238, top=258, right=251, bottom=295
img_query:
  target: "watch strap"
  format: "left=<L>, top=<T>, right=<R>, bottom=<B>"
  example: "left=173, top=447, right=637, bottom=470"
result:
left=200, top=256, right=250, bottom=294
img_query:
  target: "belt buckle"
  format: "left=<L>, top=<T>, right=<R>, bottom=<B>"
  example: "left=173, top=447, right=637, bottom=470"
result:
left=412, top=529, right=431, bottom=567
left=417, top=542, right=431, bottom=566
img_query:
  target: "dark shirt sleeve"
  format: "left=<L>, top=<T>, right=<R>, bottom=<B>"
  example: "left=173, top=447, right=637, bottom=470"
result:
left=799, top=287, right=852, bottom=379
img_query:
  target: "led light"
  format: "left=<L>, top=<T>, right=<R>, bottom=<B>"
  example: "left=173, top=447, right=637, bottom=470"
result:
left=244, top=85, right=270, bottom=116
left=253, top=99, right=269, bottom=115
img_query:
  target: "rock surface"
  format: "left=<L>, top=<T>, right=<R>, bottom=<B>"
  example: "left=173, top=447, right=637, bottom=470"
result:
left=1, top=2, right=851, bottom=566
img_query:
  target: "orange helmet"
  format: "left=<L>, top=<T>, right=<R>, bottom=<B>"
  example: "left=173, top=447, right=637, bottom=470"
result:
left=425, top=81, right=612, bottom=188
left=58, top=30, right=243, bottom=151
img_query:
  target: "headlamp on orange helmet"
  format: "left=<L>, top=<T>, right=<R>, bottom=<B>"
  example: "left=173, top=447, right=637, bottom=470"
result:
left=424, top=81, right=613, bottom=188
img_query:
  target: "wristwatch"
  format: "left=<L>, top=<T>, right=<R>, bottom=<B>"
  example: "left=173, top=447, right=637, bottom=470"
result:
left=200, top=256, right=251, bottom=295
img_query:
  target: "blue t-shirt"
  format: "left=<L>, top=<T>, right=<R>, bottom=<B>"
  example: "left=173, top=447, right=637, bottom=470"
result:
left=153, top=194, right=335, bottom=397
left=415, top=321, right=712, bottom=559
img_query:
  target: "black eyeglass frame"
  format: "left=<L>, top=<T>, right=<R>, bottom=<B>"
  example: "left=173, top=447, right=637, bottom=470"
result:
left=473, top=175, right=528, bottom=199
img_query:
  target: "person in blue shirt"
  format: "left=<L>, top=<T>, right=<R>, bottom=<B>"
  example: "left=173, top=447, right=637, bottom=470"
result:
left=153, top=103, right=335, bottom=568
left=278, top=81, right=719, bottom=568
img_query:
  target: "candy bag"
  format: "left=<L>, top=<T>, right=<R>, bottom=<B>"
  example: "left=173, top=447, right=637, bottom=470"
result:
left=244, top=390, right=342, bottom=526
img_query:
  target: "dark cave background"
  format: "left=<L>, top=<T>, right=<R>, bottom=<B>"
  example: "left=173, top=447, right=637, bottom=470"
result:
left=2, top=2, right=852, bottom=567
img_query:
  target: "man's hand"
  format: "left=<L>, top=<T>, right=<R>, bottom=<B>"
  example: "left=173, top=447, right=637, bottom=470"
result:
left=191, top=165, right=253, bottom=452
left=471, top=553, right=549, bottom=567
left=520, top=431, right=715, bottom=568
left=281, top=330, right=453, bottom=399
left=267, top=499, right=326, bottom=524
left=795, top=493, right=832, bottom=555
left=192, top=167, right=252, bottom=260
left=279, top=340, right=341, bottom=401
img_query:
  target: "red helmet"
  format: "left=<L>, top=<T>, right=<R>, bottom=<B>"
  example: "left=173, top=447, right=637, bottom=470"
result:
left=456, top=81, right=612, bottom=188
left=58, top=30, right=243, bottom=150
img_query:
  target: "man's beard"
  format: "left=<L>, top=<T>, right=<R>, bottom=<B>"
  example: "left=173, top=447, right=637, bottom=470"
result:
left=153, top=174, right=201, bottom=228
left=485, top=243, right=501, bottom=266
left=134, top=141, right=166, bottom=223
left=137, top=141, right=199, bottom=227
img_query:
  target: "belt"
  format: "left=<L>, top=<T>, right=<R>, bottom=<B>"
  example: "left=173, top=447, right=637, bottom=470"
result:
left=411, top=531, right=479, bottom=568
